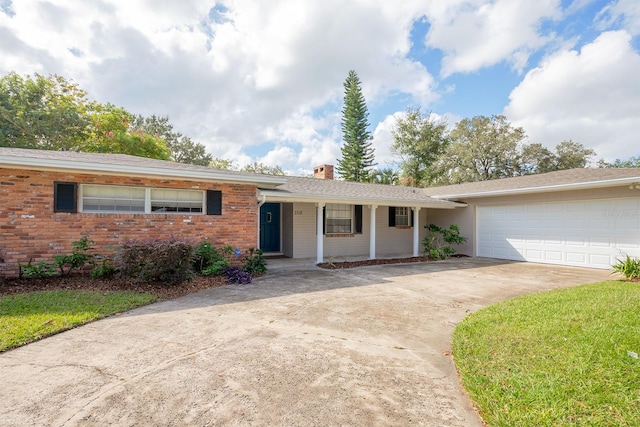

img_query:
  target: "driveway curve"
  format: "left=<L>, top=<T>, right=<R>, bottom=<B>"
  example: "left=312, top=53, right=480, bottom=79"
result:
left=0, top=258, right=609, bottom=426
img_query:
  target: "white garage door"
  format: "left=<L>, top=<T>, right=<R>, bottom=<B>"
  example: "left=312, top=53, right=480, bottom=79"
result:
left=477, top=198, right=640, bottom=269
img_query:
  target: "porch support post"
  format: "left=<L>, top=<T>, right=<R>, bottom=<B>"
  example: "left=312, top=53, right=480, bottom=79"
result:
left=369, top=204, right=377, bottom=259
left=316, top=202, right=325, bottom=264
left=412, top=207, right=421, bottom=257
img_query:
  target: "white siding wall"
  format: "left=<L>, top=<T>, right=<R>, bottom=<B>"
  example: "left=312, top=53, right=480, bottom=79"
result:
left=290, top=202, right=317, bottom=258
left=426, top=208, right=475, bottom=256
left=374, top=206, right=410, bottom=254
left=290, top=203, right=430, bottom=259
left=281, top=203, right=294, bottom=257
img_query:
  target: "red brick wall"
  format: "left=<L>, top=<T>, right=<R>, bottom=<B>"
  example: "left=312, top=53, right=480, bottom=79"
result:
left=0, top=168, right=258, bottom=277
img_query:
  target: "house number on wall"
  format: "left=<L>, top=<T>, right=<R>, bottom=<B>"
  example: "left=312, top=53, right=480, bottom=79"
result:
left=294, top=210, right=303, bottom=215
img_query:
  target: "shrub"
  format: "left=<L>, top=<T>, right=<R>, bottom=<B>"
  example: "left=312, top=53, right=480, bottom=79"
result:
left=117, top=238, right=194, bottom=284
left=612, top=254, right=640, bottom=280
left=192, top=239, right=219, bottom=273
left=91, top=257, right=116, bottom=279
left=202, top=259, right=230, bottom=276
left=19, top=259, right=57, bottom=278
left=242, top=248, right=267, bottom=275
left=53, top=236, right=96, bottom=276
left=423, top=224, right=467, bottom=260
left=224, top=266, right=252, bottom=284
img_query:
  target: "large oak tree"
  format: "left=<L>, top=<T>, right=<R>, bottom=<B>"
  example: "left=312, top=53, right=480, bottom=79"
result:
left=391, top=107, right=450, bottom=187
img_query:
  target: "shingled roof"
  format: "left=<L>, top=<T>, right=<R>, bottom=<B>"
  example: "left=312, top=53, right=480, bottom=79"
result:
left=261, top=176, right=464, bottom=208
left=422, top=168, right=640, bottom=199
left=3, top=148, right=638, bottom=207
left=0, top=147, right=286, bottom=187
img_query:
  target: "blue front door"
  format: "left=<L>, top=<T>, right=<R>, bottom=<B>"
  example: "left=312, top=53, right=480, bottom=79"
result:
left=260, top=203, right=281, bottom=252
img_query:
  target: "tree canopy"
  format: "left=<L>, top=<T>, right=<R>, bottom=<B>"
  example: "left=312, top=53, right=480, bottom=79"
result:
left=607, top=155, right=640, bottom=168
left=132, top=115, right=212, bottom=166
left=240, top=162, right=285, bottom=175
left=389, top=113, right=599, bottom=186
left=336, top=70, right=375, bottom=182
left=437, top=115, right=525, bottom=184
left=391, top=107, right=450, bottom=187
left=0, top=72, right=89, bottom=150
left=0, top=72, right=212, bottom=164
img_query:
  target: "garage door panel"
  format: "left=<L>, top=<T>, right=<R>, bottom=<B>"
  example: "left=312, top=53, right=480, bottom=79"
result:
left=525, top=249, right=543, bottom=260
left=545, top=251, right=563, bottom=261
left=590, top=254, right=613, bottom=269
left=477, top=198, right=640, bottom=269
left=566, top=252, right=586, bottom=264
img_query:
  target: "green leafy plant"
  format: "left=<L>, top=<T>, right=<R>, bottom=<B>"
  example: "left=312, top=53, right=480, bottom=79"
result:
left=19, top=259, right=57, bottom=278
left=242, top=248, right=267, bottom=275
left=202, top=259, right=230, bottom=276
left=611, top=254, right=640, bottom=280
left=423, top=223, right=467, bottom=260
left=53, top=236, right=96, bottom=276
left=91, top=257, right=116, bottom=279
left=192, top=239, right=220, bottom=273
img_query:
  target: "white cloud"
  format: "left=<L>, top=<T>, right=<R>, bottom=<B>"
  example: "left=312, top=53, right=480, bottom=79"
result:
left=3, top=0, right=636, bottom=172
left=423, top=0, right=561, bottom=76
left=596, top=0, right=640, bottom=36
left=371, top=113, right=401, bottom=169
left=0, top=0, right=444, bottom=173
left=504, top=30, right=640, bottom=160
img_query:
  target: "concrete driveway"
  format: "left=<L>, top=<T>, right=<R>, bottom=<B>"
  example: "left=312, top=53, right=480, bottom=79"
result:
left=0, top=258, right=609, bottom=426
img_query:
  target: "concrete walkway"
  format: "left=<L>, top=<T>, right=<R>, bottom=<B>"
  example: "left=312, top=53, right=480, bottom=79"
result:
left=0, top=258, right=609, bottom=426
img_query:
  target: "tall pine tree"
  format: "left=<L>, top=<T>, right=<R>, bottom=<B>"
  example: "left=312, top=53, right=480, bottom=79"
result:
left=336, top=70, right=375, bottom=181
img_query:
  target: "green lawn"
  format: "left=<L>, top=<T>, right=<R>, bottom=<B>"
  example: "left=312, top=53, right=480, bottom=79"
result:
left=0, top=290, right=157, bottom=352
left=453, top=280, right=640, bottom=427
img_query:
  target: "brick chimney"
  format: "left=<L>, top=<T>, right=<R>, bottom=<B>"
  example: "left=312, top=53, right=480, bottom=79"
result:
left=313, top=164, right=334, bottom=180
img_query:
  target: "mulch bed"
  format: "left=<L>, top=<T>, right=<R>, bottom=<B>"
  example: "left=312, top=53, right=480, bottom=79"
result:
left=0, top=274, right=228, bottom=300
left=317, top=254, right=470, bottom=269
left=318, top=256, right=428, bottom=269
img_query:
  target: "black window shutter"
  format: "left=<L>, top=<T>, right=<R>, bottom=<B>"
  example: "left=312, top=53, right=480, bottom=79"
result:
left=54, top=182, right=77, bottom=213
left=323, top=206, right=326, bottom=234
left=354, top=205, right=363, bottom=234
left=206, top=190, right=222, bottom=215
left=388, top=206, right=396, bottom=227
left=410, top=209, right=414, bottom=227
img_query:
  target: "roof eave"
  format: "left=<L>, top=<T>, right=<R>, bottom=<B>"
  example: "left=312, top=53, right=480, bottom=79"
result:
left=431, top=176, right=640, bottom=200
left=0, top=155, right=287, bottom=187
left=258, top=189, right=466, bottom=209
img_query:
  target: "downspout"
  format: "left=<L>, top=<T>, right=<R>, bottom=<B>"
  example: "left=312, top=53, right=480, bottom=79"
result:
left=257, top=194, right=266, bottom=250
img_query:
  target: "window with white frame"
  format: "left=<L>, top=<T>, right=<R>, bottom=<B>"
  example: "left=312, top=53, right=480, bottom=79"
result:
left=395, top=206, right=410, bottom=226
left=150, top=188, right=204, bottom=213
left=80, top=185, right=204, bottom=214
left=81, top=185, right=145, bottom=212
left=326, top=203, right=352, bottom=234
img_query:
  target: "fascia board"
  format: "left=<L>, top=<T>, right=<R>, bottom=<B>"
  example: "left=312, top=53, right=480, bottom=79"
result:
left=258, top=190, right=466, bottom=209
left=0, top=155, right=287, bottom=187
left=431, top=177, right=640, bottom=200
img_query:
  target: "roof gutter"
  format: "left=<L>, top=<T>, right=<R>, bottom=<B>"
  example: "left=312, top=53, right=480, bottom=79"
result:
left=0, top=155, right=287, bottom=186
left=258, top=189, right=466, bottom=209
left=431, top=176, right=640, bottom=200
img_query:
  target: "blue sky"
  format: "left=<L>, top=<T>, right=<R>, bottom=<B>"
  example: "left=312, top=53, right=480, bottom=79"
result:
left=1, top=0, right=639, bottom=175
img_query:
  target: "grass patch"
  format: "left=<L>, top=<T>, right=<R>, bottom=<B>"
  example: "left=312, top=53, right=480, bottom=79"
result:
left=453, top=280, right=640, bottom=427
left=0, top=290, right=157, bottom=352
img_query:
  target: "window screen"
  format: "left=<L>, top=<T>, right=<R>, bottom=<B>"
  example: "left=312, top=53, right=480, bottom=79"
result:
left=81, top=185, right=145, bottom=213
left=326, top=203, right=352, bottom=234
left=150, top=188, right=204, bottom=213
left=395, top=207, right=410, bottom=226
